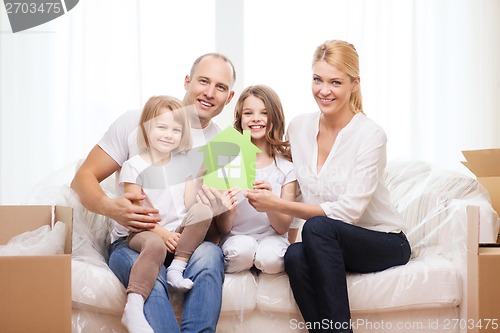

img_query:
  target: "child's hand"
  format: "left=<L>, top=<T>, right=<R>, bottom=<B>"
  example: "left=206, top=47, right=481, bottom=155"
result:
left=252, top=180, right=272, bottom=191
left=196, top=185, right=240, bottom=216
left=220, top=187, right=241, bottom=213
left=196, top=166, right=208, bottom=178
left=196, top=185, right=222, bottom=212
left=162, top=230, right=181, bottom=253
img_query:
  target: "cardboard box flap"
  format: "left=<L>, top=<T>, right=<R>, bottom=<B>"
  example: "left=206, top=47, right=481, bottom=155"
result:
left=0, top=205, right=72, bottom=254
left=0, top=205, right=72, bottom=333
left=55, top=206, right=73, bottom=254
left=0, top=205, right=53, bottom=245
left=462, top=149, right=500, bottom=177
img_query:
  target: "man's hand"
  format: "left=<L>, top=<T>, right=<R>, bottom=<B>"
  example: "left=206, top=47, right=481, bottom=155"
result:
left=103, top=192, right=160, bottom=233
left=71, top=145, right=161, bottom=232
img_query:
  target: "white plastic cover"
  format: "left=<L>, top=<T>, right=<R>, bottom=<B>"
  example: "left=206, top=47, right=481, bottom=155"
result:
left=0, top=221, right=66, bottom=256
left=24, top=159, right=500, bottom=332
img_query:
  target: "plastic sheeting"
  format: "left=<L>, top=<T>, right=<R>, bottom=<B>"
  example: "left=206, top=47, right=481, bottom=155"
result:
left=23, top=159, right=500, bottom=333
left=0, top=221, right=66, bottom=256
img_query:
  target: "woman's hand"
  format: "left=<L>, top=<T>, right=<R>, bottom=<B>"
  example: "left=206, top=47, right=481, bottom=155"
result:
left=245, top=187, right=278, bottom=212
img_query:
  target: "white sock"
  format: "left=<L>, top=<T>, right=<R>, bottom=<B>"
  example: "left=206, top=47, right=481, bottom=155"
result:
left=121, top=293, right=154, bottom=333
left=167, top=259, right=194, bottom=292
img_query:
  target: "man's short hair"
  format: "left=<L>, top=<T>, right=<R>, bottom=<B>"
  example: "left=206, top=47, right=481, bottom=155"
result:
left=189, top=53, right=236, bottom=87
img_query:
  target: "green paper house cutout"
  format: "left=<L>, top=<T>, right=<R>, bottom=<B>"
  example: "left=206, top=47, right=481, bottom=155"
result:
left=199, top=126, right=261, bottom=190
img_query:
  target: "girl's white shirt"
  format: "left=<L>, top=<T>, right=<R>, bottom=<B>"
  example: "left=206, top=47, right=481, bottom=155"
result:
left=111, top=153, right=191, bottom=241
left=222, top=155, right=296, bottom=243
left=98, top=109, right=221, bottom=241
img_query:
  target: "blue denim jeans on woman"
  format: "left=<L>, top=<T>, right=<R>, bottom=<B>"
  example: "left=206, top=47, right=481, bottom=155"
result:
left=284, top=216, right=411, bottom=333
left=108, top=238, right=224, bottom=333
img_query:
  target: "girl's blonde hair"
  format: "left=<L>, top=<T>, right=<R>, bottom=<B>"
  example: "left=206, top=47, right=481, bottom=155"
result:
left=233, top=85, right=292, bottom=162
left=138, top=95, right=192, bottom=154
left=313, top=40, right=363, bottom=114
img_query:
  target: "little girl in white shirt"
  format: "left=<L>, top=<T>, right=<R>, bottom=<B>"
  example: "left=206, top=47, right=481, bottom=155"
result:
left=116, top=96, right=215, bottom=333
left=216, top=85, right=297, bottom=274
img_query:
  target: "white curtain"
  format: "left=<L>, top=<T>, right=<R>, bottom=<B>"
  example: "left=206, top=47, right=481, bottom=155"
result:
left=0, top=0, right=215, bottom=203
left=244, top=0, right=500, bottom=171
left=1, top=0, right=498, bottom=204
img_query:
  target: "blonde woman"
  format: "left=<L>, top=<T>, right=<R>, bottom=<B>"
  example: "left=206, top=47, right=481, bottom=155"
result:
left=245, top=41, right=411, bottom=332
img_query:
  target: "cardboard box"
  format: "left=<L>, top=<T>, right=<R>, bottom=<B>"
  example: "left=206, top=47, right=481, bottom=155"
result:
left=467, top=206, right=500, bottom=333
left=464, top=150, right=500, bottom=331
left=0, top=206, right=72, bottom=333
left=462, top=149, right=500, bottom=216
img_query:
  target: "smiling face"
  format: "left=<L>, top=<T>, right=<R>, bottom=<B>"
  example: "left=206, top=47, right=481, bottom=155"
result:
left=240, top=95, right=268, bottom=143
left=184, top=55, right=235, bottom=128
left=147, top=109, right=183, bottom=160
left=312, top=60, right=359, bottom=118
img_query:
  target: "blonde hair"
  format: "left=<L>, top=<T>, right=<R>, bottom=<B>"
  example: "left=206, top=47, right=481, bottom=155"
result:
left=233, top=85, right=292, bottom=162
left=138, top=95, right=192, bottom=154
left=313, top=40, right=363, bottom=114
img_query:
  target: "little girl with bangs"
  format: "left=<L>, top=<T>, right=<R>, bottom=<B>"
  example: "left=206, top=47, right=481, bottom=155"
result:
left=216, top=85, right=297, bottom=274
left=113, top=96, right=214, bottom=333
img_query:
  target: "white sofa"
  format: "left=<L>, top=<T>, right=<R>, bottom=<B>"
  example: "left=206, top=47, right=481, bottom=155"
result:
left=26, top=160, right=499, bottom=333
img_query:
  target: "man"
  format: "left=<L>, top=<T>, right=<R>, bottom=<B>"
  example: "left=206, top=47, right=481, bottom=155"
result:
left=71, top=53, right=236, bottom=333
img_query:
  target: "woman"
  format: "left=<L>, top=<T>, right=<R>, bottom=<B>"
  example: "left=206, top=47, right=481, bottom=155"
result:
left=245, top=40, right=411, bottom=333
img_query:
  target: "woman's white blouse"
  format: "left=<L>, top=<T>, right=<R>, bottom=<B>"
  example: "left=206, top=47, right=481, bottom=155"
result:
left=287, top=112, right=404, bottom=233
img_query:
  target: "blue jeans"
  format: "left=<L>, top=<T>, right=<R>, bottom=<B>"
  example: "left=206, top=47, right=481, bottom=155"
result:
left=284, top=217, right=411, bottom=333
left=108, top=238, right=224, bottom=333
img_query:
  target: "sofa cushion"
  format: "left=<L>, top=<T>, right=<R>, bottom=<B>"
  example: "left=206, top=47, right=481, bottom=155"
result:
left=221, top=271, right=258, bottom=313
left=72, top=259, right=126, bottom=315
left=256, top=272, right=299, bottom=314
left=26, top=158, right=498, bottom=327
left=348, top=255, right=461, bottom=313
left=385, top=160, right=499, bottom=258
left=255, top=254, right=461, bottom=314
